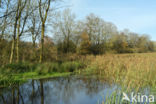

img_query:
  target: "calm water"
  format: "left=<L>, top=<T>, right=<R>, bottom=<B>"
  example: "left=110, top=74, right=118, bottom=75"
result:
left=0, top=76, right=120, bottom=104
left=0, top=76, right=153, bottom=104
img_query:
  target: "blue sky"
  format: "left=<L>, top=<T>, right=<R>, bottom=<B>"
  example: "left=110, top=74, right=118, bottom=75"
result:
left=65, top=0, right=156, bottom=40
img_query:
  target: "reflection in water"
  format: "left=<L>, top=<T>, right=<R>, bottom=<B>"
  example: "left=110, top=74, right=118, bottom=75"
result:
left=40, top=80, right=44, bottom=104
left=0, top=76, right=118, bottom=104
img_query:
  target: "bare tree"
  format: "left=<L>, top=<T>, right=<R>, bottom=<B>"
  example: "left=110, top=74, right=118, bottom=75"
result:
left=10, top=0, right=28, bottom=63
left=0, top=0, right=10, bottom=39
left=16, top=0, right=31, bottom=62
left=28, top=1, right=42, bottom=59
left=28, top=0, right=41, bottom=48
left=38, top=0, right=51, bottom=63
left=53, top=9, right=76, bottom=53
left=10, top=0, right=21, bottom=63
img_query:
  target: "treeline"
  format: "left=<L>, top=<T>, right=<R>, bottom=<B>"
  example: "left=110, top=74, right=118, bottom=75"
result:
left=53, top=10, right=155, bottom=55
left=0, top=0, right=155, bottom=64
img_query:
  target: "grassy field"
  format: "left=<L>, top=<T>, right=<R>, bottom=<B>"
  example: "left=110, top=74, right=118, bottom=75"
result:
left=0, top=61, right=85, bottom=87
left=0, top=53, right=156, bottom=91
left=81, top=53, right=156, bottom=90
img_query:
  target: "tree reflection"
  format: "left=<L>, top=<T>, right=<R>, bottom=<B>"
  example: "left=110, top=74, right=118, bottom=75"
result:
left=1, top=95, right=7, bottom=104
left=12, top=88, right=15, bottom=104
left=39, top=79, right=44, bottom=104
left=0, top=76, right=115, bottom=104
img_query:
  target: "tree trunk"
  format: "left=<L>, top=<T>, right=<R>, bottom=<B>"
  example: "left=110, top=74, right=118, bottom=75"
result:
left=10, top=0, right=19, bottom=64
left=33, top=39, right=36, bottom=59
left=32, top=33, right=36, bottom=59
left=10, top=38, right=15, bottom=63
left=39, top=23, right=45, bottom=63
left=16, top=34, right=19, bottom=63
left=16, top=16, right=21, bottom=63
left=38, top=0, right=50, bottom=63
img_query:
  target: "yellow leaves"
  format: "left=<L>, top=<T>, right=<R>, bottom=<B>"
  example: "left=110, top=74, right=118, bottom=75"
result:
left=79, top=31, right=91, bottom=55
left=121, top=41, right=128, bottom=48
left=81, top=31, right=89, bottom=40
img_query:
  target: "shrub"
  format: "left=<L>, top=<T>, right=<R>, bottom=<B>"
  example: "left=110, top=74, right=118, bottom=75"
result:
left=36, top=61, right=84, bottom=74
left=2, top=63, right=34, bottom=73
left=60, top=61, right=83, bottom=72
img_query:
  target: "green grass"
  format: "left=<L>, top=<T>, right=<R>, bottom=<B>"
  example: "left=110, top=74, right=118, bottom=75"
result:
left=0, top=72, right=71, bottom=88
left=0, top=61, right=85, bottom=88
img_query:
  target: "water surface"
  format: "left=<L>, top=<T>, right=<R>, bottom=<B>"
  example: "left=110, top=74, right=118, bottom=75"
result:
left=0, top=76, right=119, bottom=104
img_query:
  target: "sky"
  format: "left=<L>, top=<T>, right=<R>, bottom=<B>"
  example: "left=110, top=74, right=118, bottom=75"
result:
left=65, top=0, right=156, bottom=40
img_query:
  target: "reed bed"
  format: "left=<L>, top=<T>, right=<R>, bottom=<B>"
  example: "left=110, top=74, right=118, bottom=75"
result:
left=82, top=53, right=156, bottom=90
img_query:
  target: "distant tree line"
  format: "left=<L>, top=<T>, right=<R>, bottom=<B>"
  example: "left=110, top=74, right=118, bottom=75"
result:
left=52, top=9, right=155, bottom=54
left=0, top=0, right=155, bottom=64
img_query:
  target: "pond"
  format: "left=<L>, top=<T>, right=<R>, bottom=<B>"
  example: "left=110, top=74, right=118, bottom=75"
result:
left=0, top=76, right=153, bottom=104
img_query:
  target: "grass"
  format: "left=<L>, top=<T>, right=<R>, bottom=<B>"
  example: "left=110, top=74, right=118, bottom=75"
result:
left=0, top=61, right=84, bottom=88
left=99, top=89, right=156, bottom=104
left=80, top=53, right=156, bottom=90
left=1, top=53, right=155, bottom=90
left=0, top=72, right=71, bottom=87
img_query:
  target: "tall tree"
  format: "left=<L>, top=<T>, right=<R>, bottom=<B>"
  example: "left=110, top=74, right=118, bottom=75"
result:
left=79, top=31, right=91, bottom=54
left=84, top=14, right=117, bottom=54
left=10, top=0, right=21, bottom=63
left=53, top=9, right=76, bottom=53
left=29, top=5, right=41, bottom=49
left=16, top=0, right=30, bottom=62
left=39, top=0, right=51, bottom=63
left=10, top=0, right=28, bottom=63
